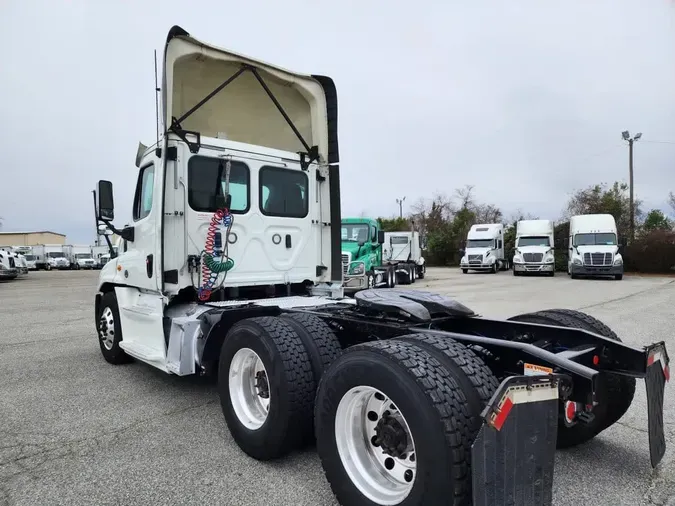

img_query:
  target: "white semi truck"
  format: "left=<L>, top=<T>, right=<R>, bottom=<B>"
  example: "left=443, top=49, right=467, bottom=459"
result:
left=459, top=223, right=509, bottom=273
left=512, top=219, right=555, bottom=276
left=383, top=231, right=426, bottom=281
left=64, top=244, right=97, bottom=269
left=567, top=214, right=625, bottom=280
left=33, top=244, right=70, bottom=270
left=90, top=25, right=669, bottom=506
left=12, top=246, right=37, bottom=270
left=0, top=248, right=19, bottom=280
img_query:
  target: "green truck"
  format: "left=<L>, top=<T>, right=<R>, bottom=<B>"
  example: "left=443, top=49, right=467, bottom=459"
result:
left=341, top=217, right=425, bottom=293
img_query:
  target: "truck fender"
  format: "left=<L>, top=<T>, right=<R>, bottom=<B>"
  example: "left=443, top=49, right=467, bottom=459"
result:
left=200, top=305, right=281, bottom=366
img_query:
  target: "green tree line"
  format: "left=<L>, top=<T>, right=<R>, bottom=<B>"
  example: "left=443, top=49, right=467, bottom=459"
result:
left=377, top=183, right=675, bottom=274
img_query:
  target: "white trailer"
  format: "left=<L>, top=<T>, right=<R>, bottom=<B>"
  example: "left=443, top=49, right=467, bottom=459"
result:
left=512, top=219, right=555, bottom=276
left=64, top=244, right=97, bottom=270
left=382, top=231, right=426, bottom=282
left=567, top=214, right=624, bottom=280
left=33, top=244, right=70, bottom=270
left=459, top=223, right=508, bottom=273
left=86, top=26, right=669, bottom=506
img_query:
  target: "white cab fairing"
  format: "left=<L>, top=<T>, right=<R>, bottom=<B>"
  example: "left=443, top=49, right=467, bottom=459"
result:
left=162, top=26, right=330, bottom=162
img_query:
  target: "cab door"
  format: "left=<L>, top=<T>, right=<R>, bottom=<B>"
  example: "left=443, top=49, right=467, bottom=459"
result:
left=120, top=159, right=160, bottom=292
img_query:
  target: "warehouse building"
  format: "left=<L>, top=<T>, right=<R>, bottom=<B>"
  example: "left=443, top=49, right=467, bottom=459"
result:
left=0, top=231, right=67, bottom=246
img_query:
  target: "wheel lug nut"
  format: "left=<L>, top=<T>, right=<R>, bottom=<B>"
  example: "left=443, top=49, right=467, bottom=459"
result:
left=404, top=470, right=413, bottom=482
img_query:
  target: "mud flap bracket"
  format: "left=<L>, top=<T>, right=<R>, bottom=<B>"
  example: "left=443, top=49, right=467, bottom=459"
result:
left=471, top=374, right=564, bottom=506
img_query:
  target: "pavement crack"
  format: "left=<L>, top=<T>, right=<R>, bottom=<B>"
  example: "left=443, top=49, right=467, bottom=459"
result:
left=578, top=279, right=675, bottom=311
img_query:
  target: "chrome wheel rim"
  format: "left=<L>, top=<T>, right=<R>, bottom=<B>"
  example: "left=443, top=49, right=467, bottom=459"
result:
left=229, top=348, right=270, bottom=430
left=99, top=307, right=115, bottom=351
left=335, top=386, right=416, bottom=505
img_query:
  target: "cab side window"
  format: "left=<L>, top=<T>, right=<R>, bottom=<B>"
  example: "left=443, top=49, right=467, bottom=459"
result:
left=133, top=164, right=155, bottom=221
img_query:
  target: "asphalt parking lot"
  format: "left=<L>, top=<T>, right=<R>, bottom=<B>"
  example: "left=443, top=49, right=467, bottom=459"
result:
left=1, top=268, right=674, bottom=506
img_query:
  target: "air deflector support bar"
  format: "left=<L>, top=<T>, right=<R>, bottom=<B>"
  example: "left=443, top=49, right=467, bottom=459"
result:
left=167, top=64, right=319, bottom=169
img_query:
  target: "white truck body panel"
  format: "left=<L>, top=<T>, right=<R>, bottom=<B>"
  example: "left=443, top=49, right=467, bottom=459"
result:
left=12, top=246, right=37, bottom=270
left=568, top=214, right=624, bottom=278
left=513, top=220, right=555, bottom=275
left=383, top=231, right=423, bottom=264
left=33, top=244, right=69, bottom=270
left=64, top=244, right=97, bottom=269
left=460, top=223, right=507, bottom=272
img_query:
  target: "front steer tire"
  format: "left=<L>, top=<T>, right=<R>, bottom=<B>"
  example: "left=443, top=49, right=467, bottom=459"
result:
left=96, top=291, right=133, bottom=365
left=315, top=339, right=477, bottom=506
left=218, top=316, right=315, bottom=461
left=507, top=309, right=636, bottom=448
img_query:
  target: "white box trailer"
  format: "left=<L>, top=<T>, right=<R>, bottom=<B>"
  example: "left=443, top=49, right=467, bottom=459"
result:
left=33, top=244, right=70, bottom=270
left=459, top=223, right=508, bottom=273
left=512, top=219, right=555, bottom=276
left=382, top=231, right=426, bottom=282
left=64, top=244, right=97, bottom=270
left=567, top=214, right=625, bottom=280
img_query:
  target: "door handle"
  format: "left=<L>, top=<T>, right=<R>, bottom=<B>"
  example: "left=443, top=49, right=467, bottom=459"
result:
left=146, top=254, right=153, bottom=278
left=285, top=235, right=292, bottom=249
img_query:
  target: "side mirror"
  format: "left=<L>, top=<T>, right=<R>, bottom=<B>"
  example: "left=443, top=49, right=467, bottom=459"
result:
left=377, top=231, right=385, bottom=244
left=96, top=180, right=115, bottom=222
left=458, top=248, right=465, bottom=255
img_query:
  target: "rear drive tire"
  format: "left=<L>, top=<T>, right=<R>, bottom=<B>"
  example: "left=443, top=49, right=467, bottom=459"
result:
left=418, top=266, right=425, bottom=279
left=532, top=308, right=636, bottom=431
left=97, top=291, right=133, bottom=365
left=462, top=269, right=468, bottom=274
left=218, top=316, right=315, bottom=460
left=315, top=340, right=477, bottom=506
left=507, top=309, right=636, bottom=448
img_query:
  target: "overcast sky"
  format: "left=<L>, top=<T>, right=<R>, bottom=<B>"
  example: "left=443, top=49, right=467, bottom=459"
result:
left=1, top=0, right=674, bottom=244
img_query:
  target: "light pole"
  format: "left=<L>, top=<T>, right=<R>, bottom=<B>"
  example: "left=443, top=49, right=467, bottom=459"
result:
left=622, top=130, right=641, bottom=243
left=396, top=197, right=406, bottom=218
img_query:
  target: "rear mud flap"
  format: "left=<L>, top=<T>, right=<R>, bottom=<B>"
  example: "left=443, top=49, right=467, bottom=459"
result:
left=471, top=375, right=563, bottom=506
left=646, top=342, right=670, bottom=468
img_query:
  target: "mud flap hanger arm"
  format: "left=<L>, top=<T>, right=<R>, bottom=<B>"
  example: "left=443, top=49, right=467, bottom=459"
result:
left=167, top=64, right=320, bottom=170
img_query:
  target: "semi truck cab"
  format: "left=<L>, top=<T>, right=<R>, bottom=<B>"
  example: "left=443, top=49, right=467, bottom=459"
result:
left=460, top=223, right=508, bottom=273
left=341, top=217, right=386, bottom=292
left=567, top=214, right=625, bottom=280
left=512, top=219, right=555, bottom=276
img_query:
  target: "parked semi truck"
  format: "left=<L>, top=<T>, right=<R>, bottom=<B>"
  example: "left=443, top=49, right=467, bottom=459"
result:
left=459, top=223, right=509, bottom=273
left=341, top=218, right=424, bottom=292
left=0, top=248, right=19, bottom=280
left=91, top=25, right=669, bottom=506
left=12, top=246, right=37, bottom=270
left=567, top=214, right=625, bottom=280
left=64, top=244, right=97, bottom=269
left=33, top=244, right=70, bottom=270
left=512, top=219, right=555, bottom=276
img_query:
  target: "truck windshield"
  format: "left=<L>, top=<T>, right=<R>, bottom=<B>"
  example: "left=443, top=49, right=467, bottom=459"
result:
left=574, top=233, right=617, bottom=246
left=342, top=224, right=370, bottom=243
left=47, top=252, right=65, bottom=258
left=75, top=253, right=92, bottom=259
left=517, top=236, right=550, bottom=247
left=23, top=255, right=35, bottom=260
left=466, top=239, right=494, bottom=248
